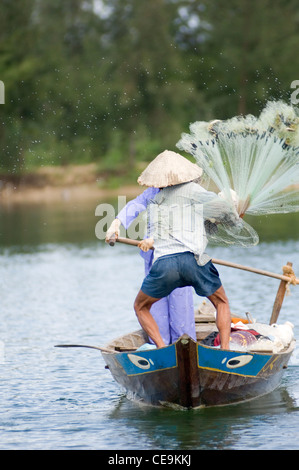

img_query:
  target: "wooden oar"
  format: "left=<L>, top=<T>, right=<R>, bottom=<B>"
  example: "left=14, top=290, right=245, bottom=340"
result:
left=55, top=344, right=138, bottom=353
left=110, top=236, right=299, bottom=285
left=55, top=344, right=107, bottom=352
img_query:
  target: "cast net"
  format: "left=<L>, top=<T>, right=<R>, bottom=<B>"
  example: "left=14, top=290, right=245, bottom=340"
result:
left=176, top=100, right=299, bottom=247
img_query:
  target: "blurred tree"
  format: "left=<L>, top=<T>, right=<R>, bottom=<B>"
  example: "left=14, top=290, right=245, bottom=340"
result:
left=176, top=0, right=299, bottom=117
left=31, top=0, right=109, bottom=165
left=0, top=0, right=298, bottom=177
left=0, top=0, right=39, bottom=172
left=99, top=0, right=205, bottom=169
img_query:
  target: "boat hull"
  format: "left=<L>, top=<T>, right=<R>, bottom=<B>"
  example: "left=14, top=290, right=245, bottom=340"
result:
left=102, top=334, right=295, bottom=408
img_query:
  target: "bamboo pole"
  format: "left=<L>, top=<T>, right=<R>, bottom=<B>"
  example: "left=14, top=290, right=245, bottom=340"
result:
left=211, top=258, right=299, bottom=285
left=113, top=237, right=299, bottom=285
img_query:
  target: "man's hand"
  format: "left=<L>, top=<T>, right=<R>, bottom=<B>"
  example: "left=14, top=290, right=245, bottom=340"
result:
left=138, top=238, right=154, bottom=252
left=105, top=218, right=121, bottom=244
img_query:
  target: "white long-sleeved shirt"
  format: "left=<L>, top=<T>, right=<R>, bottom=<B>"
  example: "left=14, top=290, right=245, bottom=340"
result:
left=147, top=182, right=239, bottom=265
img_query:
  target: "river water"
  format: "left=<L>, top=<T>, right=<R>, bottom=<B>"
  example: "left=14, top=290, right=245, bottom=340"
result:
left=0, top=198, right=299, bottom=450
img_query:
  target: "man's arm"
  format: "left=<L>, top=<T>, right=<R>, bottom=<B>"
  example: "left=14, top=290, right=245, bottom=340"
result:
left=105, top=187, right=159, bottom=242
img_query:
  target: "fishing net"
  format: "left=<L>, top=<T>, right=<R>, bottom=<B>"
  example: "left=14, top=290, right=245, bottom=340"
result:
left=176, top=100, right=299, bottom=247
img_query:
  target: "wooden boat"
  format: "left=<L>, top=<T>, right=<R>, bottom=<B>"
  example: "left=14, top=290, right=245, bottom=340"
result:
left=100, top=321, right=295, bottom=409
left=56, top=248, right=298, bottom=408
left=99, top=248, right=298, bottom=408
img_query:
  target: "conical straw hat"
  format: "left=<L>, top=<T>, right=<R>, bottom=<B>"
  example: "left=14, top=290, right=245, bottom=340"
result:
left=137, top=150, right=203, bottom=188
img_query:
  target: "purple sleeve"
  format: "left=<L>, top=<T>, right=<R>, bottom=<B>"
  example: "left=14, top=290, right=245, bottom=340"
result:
left=117, top=187, right=159, bottom=229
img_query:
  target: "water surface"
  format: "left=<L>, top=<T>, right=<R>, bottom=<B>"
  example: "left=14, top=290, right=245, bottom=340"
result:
left=0, top=200, right=299, bottom=450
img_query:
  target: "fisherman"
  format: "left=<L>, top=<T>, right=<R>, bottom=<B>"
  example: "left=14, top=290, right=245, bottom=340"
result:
left=133, top=150, right=241, bottom=350
left=105, top=186, right=196, bottom=346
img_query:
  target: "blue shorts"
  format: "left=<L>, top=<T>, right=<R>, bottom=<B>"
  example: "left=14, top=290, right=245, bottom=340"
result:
left=141, top=252, right=222, bottom=299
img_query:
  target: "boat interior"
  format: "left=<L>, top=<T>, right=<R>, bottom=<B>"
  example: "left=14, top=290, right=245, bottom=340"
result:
left=102, top=300, right=235, bottom=353
left=101, top=299, right=295, bottom=355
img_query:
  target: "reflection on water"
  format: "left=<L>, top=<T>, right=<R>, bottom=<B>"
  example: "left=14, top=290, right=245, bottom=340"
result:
left=245, top=212, right=299, bottom=243
left=0, top=200, right=101, bottom=247
left=0, top=199, right=299, bottom=450
left=1, top=199, right=299, bottom=249
left=108, top=368, right=299, bottom=450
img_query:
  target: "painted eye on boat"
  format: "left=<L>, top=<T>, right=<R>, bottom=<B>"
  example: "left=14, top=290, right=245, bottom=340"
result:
left=128, top=354, right=152, bottom=370
left=226, top=355, right=253, bottom=369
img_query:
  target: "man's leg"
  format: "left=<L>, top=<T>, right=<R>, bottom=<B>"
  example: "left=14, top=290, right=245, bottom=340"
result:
left=208, top=285, right=231, bottom=350
left=134, top=290, right=165, bottom=348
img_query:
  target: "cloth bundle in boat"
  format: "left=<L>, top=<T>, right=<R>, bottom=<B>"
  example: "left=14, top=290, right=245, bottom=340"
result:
left=209, top=328, right=264, bottom=348
left=177, top=100, right=299, bottom=247
left=202, top=321, right=294, bottom=353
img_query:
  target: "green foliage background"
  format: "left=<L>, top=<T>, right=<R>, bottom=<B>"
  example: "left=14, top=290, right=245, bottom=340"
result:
left=0, top=0, right=298, bottom=179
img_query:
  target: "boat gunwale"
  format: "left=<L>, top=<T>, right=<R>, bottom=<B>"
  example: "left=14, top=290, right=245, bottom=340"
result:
left=101, top=331, right=296, bottom=359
